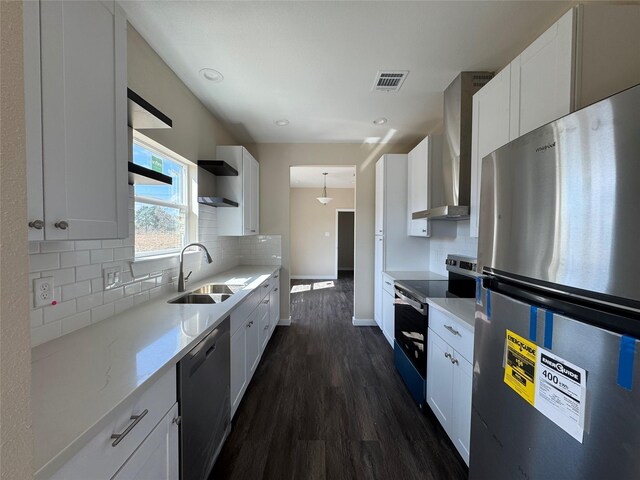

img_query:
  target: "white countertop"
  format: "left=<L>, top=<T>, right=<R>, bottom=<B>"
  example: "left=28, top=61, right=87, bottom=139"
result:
left=31, top=265, right=279, bottom=479
left=383, top=270, right=447, bottom=281
left=425, top=297, right=476, bottom=331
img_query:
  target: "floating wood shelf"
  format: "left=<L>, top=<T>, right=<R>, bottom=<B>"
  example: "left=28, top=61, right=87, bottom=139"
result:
left=127, top=88, right=172, bottom=129
left=198, top=196, right=239, bottom=208
left=128, top=162, right=173, bottom=186
left=197, top=160, right=238, bottom=176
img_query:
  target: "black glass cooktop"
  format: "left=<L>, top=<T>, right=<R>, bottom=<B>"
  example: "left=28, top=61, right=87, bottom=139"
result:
left=395, top=278, right=476, bottom=303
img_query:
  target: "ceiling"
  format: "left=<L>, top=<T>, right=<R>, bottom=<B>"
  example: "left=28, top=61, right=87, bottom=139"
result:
left=121, top=1, right=571, bottom=145
left=290, top=166, right=356, bottom=189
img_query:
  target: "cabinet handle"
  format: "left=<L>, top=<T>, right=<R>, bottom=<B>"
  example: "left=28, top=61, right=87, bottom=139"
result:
left=451, top=358, right=459, bottom=366
left=275, top=288, right=278, bottom=292
left=264, top=324, right=269, bottom=330
left=444, top=352, right=452, bottom=359
left=275, top=275, right=279, bottom=278
left=263, top=284, right=269, bottom=288
left=385, top=281, right=392, bottom=286
left=444, top=325, right=460, bottom=336
left=251, top=229, right=256, bottom=233
left=247, top=321, right=254, bottom=328
left=111, top=409, right=148, bottom=447
left=54, top=220, right=69, bottom=230
left=28, top=219, right=44, bottom=230
left=263, top=299, right=269, bottom=304
left=172, top=416, right=181, bottom=426
left=422, top=229, right=427, bottom=233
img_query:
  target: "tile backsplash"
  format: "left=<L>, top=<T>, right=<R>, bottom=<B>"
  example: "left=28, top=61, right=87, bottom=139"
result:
left=428, top=220, right=478, bottom=276
left=29, top=187, right=281, bottom=346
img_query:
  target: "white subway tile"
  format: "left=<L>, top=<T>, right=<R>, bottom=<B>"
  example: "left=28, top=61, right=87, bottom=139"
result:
left=124, top=282, right=141, bottom=296
left=48, top=268, right=76, bottom=287
left=74, top=240, right=102, bottom=250
left=114, top=247, right=134, bottom=261
left=134, top=291, right=149, bottom=305
left=43, top=300, right=76, bottom=323
left=103, top=286, right=124, bottom=303
left=149, top=286, right=164, bottom=300
left=62, top=281, right=91, bottom=301
left=76, top=292, right=104, bottom=312
left=114, top=296, right=134, bottom=315
left=102, top=239, right=123, bottom=248
left=62, top=311, right=91, bottom=334
left=91, top=249, right=113, bottom=264
left=29, top=253, right=60, bottom=272
left=91, top=303, right=114, bottom=324
left=91, top=277, right=104, bottom=292
left=40, top=241, right=75, bottom=253
left=32, top=321, right=62, bottom=347
left=28, top=242, right=40, bottom=254
left=76, top=264, right=102, bottom=282
left=60, top=251, right=90, bottom=268
left=140, top=278, right=155, bottom=291
left=30, top=309, right=43, bottom=328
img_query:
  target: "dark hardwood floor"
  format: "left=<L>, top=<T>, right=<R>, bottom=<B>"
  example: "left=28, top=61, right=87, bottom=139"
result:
left=210, top=271, right=468, bottom=480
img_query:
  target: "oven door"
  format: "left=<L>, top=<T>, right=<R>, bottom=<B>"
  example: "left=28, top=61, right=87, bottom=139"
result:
left=394, top=287, right=427, bottom=378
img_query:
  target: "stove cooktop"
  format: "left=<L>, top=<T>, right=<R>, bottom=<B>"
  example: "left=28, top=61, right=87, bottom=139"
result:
left=395, top=279, right=476, bottom=303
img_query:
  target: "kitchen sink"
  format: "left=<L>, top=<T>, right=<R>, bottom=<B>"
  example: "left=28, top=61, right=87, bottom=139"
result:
left=168, top=293, right=232, bottom=304
left=191, top=284, right=242, bottom=295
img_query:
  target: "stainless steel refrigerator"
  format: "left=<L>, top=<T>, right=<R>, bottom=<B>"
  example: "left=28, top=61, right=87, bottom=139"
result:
left=471, top=84, right=640, bottom=479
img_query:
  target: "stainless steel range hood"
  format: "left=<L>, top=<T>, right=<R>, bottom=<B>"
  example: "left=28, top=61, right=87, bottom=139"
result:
left=413, top=72, right=493, bottom=221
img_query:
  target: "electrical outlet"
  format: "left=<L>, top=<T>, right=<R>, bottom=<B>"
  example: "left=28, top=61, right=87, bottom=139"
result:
left=103, top=266, right=122, bottom=290
left=34, top=277, right=55, bottom=308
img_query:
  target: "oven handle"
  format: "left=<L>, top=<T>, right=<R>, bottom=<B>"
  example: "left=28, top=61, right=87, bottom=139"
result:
left=395, top=288, right=426, bottom=315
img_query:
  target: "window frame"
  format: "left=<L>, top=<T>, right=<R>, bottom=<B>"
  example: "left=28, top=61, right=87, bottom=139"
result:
left=132, top=134, right=193, bottom=259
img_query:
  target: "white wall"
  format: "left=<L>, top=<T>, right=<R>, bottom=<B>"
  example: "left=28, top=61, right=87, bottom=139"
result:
left=428, top=220, right=478, bottom=276
left=0, top=1, right=33, bottom=477
left=249, top=142, right=412, bottom=321
left=290, top=188, right=354, bottom=278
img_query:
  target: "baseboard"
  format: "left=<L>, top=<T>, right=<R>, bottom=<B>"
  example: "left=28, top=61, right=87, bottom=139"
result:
left=290, top=275, right=336, bottom=280
left=352, top=317, right=377, bottom=327
left=278, top=316, right=292, bottom=326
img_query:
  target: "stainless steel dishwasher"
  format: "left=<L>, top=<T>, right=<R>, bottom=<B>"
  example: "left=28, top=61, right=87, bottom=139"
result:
left=178, top=317, right=230, bottom=480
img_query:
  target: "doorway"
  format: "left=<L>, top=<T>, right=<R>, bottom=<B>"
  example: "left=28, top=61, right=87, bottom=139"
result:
left=336, top=209, right=355, bottom=279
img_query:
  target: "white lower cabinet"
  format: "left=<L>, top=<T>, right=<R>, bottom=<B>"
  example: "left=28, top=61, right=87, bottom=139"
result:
left=230, top=270, right=280, bottom=418
left=381, top=286, right=395, bottom=347
left=426, top=310, right=474, bottom=465
left=112, top=403, right=179, bottom=480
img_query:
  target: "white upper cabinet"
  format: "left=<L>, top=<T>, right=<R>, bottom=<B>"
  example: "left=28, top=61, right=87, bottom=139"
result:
left=407, top=135, right=442, bottom=237
left=509, top=9, right=574, bottom=138
left=470, top=66, right=512, bottom=238
left=374, top=159, right=384, bottom=236
left=25, top=0, right=129, bottom=240
left=216, top=146, right=260, bottom=236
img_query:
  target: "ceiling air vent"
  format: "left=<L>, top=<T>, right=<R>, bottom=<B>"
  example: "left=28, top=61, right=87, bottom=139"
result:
left=372, top=70, right=409, bottom=92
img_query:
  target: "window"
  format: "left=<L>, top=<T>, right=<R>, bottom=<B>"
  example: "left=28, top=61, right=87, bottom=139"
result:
left=133, top=139, right=190, bottom=257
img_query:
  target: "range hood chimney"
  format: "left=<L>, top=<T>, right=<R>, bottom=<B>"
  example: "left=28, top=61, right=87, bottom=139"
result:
left=413, top=72, right=493, bottom=221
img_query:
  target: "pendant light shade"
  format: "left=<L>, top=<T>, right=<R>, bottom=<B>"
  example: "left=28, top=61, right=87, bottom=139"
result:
left=316, top=172, right=333, bottom=205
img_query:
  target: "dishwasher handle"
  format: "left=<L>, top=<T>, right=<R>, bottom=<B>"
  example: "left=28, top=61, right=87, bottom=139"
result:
left=185, top=321, right=226, bottom=378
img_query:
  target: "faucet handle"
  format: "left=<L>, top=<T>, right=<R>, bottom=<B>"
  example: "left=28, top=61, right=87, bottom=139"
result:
left=185, top=271, right=192, bottom=282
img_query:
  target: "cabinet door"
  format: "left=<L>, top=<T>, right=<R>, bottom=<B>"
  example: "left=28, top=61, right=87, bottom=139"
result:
left=242, top=153, right=252, bottom=235
left=246, top=308, right=261, bottom=376
left=374, top=236, right=384, bottom=328
left=251, top=158, right=259, bottom=235
left=269, top=284, right=280, bottom=337
left=40, top=0, right=128, bottom=240
left=426, top=329, right=454, bottom=434
left=112, top=403, right=179, bottom=480
left=510, top=9, right=575, bottom=138
left=407, top=139, right=429, bottom=237
left=374, top=158, right=384, bottom=235
left=230, top=325, right=247, bottom=417
left=23, top=0, right=44, bottom=241
left=381, top=289, right=395, bottom=348
left=259, top=297, right=271, bottom=352
left=452, top=355, right=473, bottom=465
left=470, top=66, right=512, bottom=238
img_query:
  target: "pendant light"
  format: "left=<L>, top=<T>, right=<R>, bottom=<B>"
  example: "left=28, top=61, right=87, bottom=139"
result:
left=316, top=172, right=333, bottom=205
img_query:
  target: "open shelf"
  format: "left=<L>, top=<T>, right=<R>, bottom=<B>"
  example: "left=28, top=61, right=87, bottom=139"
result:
left=127, top=88, right=173, bottom=129
left=197, top=160, right=238, bottom=176
left=128, top=162, right=173, bottom=186
left=198, top=196, right=239, bottom=208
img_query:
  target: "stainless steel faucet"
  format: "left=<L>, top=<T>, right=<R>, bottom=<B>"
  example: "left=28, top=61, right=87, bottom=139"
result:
left=178, top=243, right=213, bottom=292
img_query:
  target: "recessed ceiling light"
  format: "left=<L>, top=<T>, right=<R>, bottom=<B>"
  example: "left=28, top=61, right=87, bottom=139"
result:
left=373, top=117, right=388, bottom=125
left=275, top=119, right=290, bottom=126
left=200, top=68, right=224, bottom=83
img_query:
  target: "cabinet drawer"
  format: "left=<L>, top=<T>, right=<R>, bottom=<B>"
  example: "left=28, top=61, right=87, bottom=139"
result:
left=428, top=308, right=474, bottom=363
left=382, top=274, right=395, bottom=295
left=49, top=366, right=176, bottom=480
left=231, top=289, right=260, bottom=334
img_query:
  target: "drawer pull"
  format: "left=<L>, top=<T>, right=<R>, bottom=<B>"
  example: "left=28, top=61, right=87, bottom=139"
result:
left=275, top=288, right=278, bottom=292
left=385, top=281, right=392, bottom=286
left=444, top=352, right=452, bottom=359
left=263, top=299, right=270, bottom=304
left=111, top=409, right=148, bottom=447
left=264, top=284, right=269, bottom=288
left=451, top=358, right=459, bottom=366
left=444, top=325, right=460, bottom=336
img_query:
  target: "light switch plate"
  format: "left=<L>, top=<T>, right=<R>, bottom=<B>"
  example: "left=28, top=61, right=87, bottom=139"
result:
left=34, top=277, right=54, bottom=308
left=103, top=266, right=122, bottom=290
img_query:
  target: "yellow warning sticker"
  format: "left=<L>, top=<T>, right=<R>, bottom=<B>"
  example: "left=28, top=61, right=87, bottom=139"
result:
left=504, top=330, right=537, bottom=405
